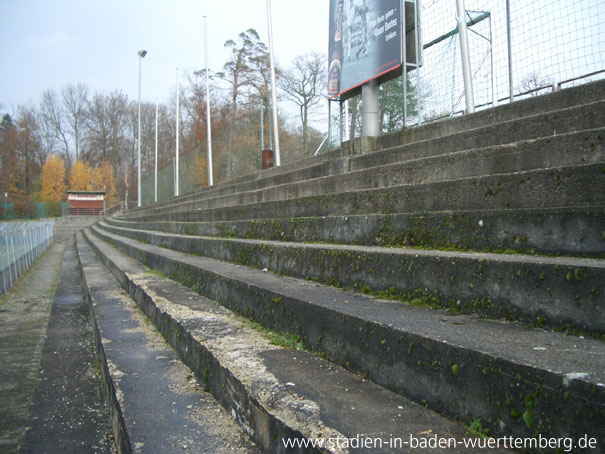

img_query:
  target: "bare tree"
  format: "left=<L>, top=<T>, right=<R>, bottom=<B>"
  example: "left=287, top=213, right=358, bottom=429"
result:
left=517, top=72, right=554, bottom=96
left=85, top=90, right=130, bottom=169
left=14, top=105, right=43, bottom=196
left=279, top=52, right=326, bottom=155
left=61, top=83, right=89, bottom=161
left=40, top=90, right=71, bottom=168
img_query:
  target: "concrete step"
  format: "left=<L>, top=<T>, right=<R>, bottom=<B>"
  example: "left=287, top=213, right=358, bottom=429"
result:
left=372, top=78, right=605, bottom=149
left=83, top=225, right=605, bottom=448
left=123, top=163, right=605, bottom=224
left=106, top=205, right=605, bottom=258
left=75, top=232, right=261, bottom=454
left=20, top=237, right=114, bottom=453
left=124, top=100, right=605, bottom=220
left=123, top=127, right=605, bottom=221
left=352, top=108, right=605, bottom=172
left=78, top=229, right=503, bottom=454
left=127, top=79, right=605, bottom=218
left=97, top=221, right=605, bottom=335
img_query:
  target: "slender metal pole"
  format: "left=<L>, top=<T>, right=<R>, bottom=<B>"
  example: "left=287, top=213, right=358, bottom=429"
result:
left=327, top=100, right=332, bottom=149
left=175, top=68, right=180, bottom=197
left=260, top=102, right=265, bottom=150
left=414, top=0, right=422, bottom=125
left=339, top=100, right=344, bottom=145
left=489, top=14, right=497, bottom=107
left=266, top=0, right=280, bottom=166
left=401, top=0, right=407, bottom=128
left=137, top=56, right=143, bottom=207
left=154, top=100, right=158, bottom=202
left=456, top=0, right=475, bottom=113
left=506, top=0, right=513, bottom=102
left=344, top=100, right=349, bottom=140
left=204, top=15, right=214, bottom=186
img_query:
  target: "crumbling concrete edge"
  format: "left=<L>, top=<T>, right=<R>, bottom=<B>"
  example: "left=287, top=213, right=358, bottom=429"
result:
left=75, top=233, right=132, bottom=454
left=80, top=228, right=345, bottom=454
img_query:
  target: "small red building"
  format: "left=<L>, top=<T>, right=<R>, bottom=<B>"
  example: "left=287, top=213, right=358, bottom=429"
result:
left=67, top=190, right=106, bottom=216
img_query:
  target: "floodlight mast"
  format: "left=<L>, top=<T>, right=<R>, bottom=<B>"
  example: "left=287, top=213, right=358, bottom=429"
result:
left=204, top=15, right=214, bottom=186
left=266, top=0, right=280, bottom=166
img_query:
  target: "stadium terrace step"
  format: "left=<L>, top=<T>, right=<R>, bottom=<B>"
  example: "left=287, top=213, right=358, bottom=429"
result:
left=97, top=220, right=605, bottom=335
left=364, top=99, right=605, bottom=164
left=123, top=126, right=605, bottom=221
left=121, top=163, right=605, bottom=224
left=106, top=205, right=605, bottom=258
left=371, top=78, right=605, bottom=149
left=126, top=78, right=605, bottom=219
left=83, top=225, right=605, bottom=448
left=75, top=233, right=261, bottom=454
left=122, top=102, right=605, bottom=221
left=77, top=229, right=506, bottom=454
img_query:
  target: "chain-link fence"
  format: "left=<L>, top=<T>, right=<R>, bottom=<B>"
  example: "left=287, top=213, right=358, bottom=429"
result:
left=0, top=221, right=55, bottom=297
left=414, top=0, right=604, bottom=124
left=140, top=0, right=604, bottom=200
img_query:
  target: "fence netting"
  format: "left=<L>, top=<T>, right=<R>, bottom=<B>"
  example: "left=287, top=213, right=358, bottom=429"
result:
left=0, top=221, right=54, bottom=296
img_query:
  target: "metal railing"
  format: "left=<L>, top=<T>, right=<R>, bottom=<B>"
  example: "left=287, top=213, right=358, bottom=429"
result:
left=0, top=221, right=55, bottom=297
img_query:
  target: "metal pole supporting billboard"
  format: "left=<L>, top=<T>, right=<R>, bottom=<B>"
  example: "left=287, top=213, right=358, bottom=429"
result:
left=361, top=79, right=379, bottom=137
left=204, top=15, right=214, bottom=186
left=266, top=0, right=281, bottom=166
left=456, top=0, right=475, bottom=113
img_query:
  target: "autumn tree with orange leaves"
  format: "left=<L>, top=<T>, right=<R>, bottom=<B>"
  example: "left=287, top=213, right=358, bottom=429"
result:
left=41, top=154, right=66, bottom=202
left=69, top=160, right=92, bottom=191
left=91, top=161, right=117, bottom=202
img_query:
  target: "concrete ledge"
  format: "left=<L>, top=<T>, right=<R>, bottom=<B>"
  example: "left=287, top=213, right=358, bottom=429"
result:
left=377, top=78, right=605, bottom=149
left=76, top=233, right=259, bottom=454
left=123, top=103, right=604, bottom=222
left=76, top=238, right=131, bottom=454
left=353, top=109, right=605, bottom=172
left=98, top=221, right=605, bottom=334
left=78, top=229, right=503, bottom=454
left=106, top=206, right=605, bottom=258
left=127, top=82, right=605, bottom=219
left=129, top=145, right=349, bottom=216
left=124, top=164, right=605, bottom=224
left=85, top=226, right=605, bottom=446
left=123, top=127, right=605, bottom=221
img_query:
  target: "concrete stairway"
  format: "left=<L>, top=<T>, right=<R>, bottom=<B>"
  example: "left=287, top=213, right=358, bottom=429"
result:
left=81, top=79, right=605, bottom=452
left=53, top=215, right=99, bottom=241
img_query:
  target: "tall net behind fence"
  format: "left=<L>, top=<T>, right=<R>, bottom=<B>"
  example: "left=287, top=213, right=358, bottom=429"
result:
left=415, top=0, right=605, bottom=124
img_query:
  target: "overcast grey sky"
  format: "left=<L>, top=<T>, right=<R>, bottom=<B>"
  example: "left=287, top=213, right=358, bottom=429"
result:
left=0, top=0, right=329, bottom=113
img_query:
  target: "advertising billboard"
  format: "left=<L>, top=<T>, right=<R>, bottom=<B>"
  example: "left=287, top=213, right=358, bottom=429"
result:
left=328, top=0, right=403, bottom=100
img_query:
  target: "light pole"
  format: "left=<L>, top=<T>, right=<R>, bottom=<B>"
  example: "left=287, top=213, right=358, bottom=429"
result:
left=154, top=100, right=158, bottom=203
left=137, top=49, right=147, bottom=208
left=175, top=68, right=180, bottom=197
left=266, top=0, right=280, bottom=166
left=204, top=15, right=213, bottom=186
